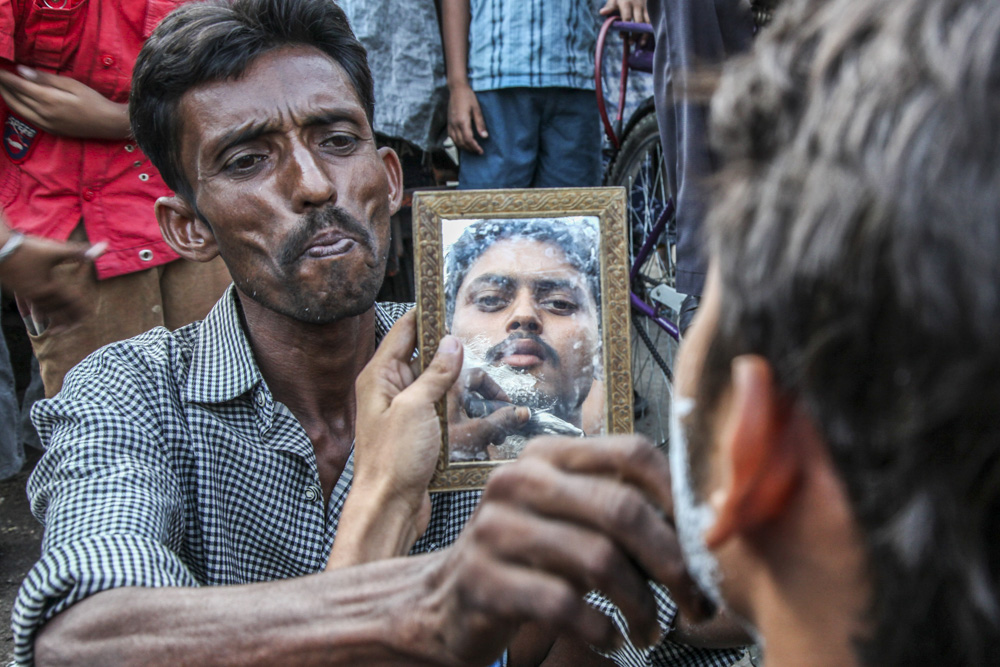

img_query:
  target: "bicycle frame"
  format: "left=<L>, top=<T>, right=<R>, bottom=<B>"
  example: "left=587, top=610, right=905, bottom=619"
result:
left=629, top=203, right=681, bottom=340
left=595, top=17, right=654, bottom=150
left=596, top=16, right=681, bottom=343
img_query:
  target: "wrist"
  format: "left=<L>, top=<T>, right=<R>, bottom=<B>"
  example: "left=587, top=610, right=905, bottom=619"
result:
left=447, top=76, right=472, bottom=92
left=327, top=479, right=422, bottom=568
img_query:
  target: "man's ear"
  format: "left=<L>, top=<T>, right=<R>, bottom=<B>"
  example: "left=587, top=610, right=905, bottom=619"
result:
left=704, top=355, right=803, bottom=549
left=378, top=146, right=404, bottom=216
left=155, top=196, right=219, bottom=262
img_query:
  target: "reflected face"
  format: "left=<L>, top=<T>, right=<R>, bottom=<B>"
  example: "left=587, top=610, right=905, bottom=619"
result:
left=176, top=45, right=398, bottom=323
left=450, top=238, right=600, bottom=423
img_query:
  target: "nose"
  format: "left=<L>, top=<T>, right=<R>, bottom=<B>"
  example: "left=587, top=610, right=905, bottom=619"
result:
left=289, top=139, right=336, bottom=212
left=505, top=289, right=542, bottom=334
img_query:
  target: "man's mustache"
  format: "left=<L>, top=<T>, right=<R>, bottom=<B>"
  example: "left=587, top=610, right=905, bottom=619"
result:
left=277, top=205, right=373, bottom=268
left=485, top=333, right=560, bottom=368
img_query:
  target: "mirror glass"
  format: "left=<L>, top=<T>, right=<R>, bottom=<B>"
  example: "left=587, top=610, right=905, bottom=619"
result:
left=441, top=216, right=604, bottom=462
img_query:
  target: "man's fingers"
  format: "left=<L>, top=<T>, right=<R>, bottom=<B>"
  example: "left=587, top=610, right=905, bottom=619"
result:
left=471, top=103, right=488, bottom=140
left=522, top=435, right=675, bottom=515
left=367, top=309, right=418, bottom=367
left=470, top=503, right=661, bottom=647
left=454, top=557, right=625, bottom=653
left=484, top=454, right=682, bottom=589
left=398, top=335, right=463, bottom=407
left=479, top=405, right=530, bottom=442
left=464, top=368, right=511, bottom=402
left=458, top=116, right=483, bottom=154
left=0, top=81, right=41, bottom=118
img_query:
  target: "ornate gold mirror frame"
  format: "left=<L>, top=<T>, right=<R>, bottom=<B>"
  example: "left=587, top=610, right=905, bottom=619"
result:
left=413, top=187, right=634, bottom=492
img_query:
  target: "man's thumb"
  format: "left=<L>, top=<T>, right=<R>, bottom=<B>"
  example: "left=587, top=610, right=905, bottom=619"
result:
left=406, top=335, right=463, bottom=403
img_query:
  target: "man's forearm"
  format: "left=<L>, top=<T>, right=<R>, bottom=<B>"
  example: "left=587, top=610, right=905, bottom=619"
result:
left=36, top=554, right=449, bottom=666
left=441, top=0, right=472, bottom=88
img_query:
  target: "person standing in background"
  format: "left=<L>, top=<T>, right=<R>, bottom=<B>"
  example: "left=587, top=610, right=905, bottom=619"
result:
left=0, top=217, right=99, bottom=479
left=0, top=0, right=231, bottom=399
left=443, top=0, right=646, bottom=189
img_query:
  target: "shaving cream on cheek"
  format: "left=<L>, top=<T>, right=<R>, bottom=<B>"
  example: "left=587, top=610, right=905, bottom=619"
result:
left=669, top=396, right=726, bottom=607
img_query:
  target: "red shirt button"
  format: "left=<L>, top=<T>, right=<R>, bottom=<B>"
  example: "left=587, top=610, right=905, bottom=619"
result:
left=102, top=55, right=115, bottom=67
left=82, top=189, right=95, bottom=201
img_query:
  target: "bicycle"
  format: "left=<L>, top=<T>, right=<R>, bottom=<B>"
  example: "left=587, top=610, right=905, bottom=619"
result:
left=597, top=17, right=680, bottom=447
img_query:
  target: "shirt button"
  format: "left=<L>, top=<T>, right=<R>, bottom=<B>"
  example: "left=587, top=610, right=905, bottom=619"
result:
left=255, top=392, right=266, bottom=407
left=138, top=173, right=150, bottom=181
left=101, top=55, right=115, bottom=67
left=304, top=486, right=320, bottom=503
left=138, top=249, right=154, bottom=261
left=124, top=144, right=136, bottom=153
left=82, top=189, right=95, bottom=201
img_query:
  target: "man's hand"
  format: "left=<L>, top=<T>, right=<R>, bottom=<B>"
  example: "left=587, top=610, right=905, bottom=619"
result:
left=599, top=0, right=651, bottom=24
left=417, top=435, right=708, bottom=664
left=447, top=368, right=530, bottom=461
left=0, top=66, right=130, bottom=139
left=447, top=82, right=488, bottom=154
left=0, top=228, right=104, bottom=334
left=329, top=311, right=464, bottom=568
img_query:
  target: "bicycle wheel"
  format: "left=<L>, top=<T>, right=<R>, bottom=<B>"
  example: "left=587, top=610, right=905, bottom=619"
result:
left=606, top=109, right=680, bottom=448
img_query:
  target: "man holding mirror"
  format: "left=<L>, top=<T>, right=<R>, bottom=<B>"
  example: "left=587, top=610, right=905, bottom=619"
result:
left=11, top=0, right=747, bottom=663
left=444, top=217, right=605, bottom=460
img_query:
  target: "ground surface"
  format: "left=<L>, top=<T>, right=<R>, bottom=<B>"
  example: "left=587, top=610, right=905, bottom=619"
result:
left=0, top=446, right=42, bottom=664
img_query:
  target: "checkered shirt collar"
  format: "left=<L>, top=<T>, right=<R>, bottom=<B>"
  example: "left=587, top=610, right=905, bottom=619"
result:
left=182, top=285, right=403, bottom=405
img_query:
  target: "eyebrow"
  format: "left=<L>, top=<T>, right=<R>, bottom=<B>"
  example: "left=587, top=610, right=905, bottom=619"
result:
left=465, top=273, right=516, bottom=293
left=533, top=278, right=583, bottom=297
left=464, top=274, right=587, bottom=302
left=208, top=109, right=366, bottom=163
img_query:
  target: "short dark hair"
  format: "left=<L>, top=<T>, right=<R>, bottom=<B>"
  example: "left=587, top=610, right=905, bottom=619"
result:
left=700, top=0, right=1000, bottom=664
left=444, top=218, right=601, bottom=326
left=130, top=0, right=374, bottom=203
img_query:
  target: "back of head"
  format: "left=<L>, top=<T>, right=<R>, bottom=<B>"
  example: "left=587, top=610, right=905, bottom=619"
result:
left=706, top=0, right=1000, bottom=663
left=130, top=0, right=373, bottom=203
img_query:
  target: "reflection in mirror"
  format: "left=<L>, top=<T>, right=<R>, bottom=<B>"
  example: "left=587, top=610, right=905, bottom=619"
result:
left=441, top=217, right=603, bottom=462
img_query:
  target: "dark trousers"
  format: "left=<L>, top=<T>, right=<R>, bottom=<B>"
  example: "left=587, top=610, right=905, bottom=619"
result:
left=648, top=0, right=753, bottom=296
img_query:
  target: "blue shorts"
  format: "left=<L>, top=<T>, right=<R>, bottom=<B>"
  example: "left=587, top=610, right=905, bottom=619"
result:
left=458, top=87, right=601, bottom=189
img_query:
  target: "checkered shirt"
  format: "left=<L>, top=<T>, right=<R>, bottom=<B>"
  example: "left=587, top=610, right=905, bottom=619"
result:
left=11, top=286, right=742, bottom=667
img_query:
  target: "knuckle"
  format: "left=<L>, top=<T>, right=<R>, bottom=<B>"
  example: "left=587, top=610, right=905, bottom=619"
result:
left=606, top=485, right=649, bottom=533
left=585, top=539, right=622, bottom=579
left=621, top=434, right=658, bottom=468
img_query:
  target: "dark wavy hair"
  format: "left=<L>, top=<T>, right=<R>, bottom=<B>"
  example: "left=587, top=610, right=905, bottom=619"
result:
left=129, top=0, right=373, bottom=204
left=444, top=218, right=601, bottom=327
left=699, top=0, right=1000, bottom=664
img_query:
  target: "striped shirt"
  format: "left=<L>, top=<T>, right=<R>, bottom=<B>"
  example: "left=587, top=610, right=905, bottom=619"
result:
left=468, top=0, right=599, bottom=91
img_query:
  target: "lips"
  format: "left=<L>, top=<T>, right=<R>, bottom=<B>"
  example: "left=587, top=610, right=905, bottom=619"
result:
left=498, top=338, right=547, bottom=368
left=301, top=230, right=358, bottom=259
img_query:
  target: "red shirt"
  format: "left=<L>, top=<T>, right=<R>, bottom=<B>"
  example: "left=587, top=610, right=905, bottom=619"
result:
left=0, top=0, right=184, bottom=279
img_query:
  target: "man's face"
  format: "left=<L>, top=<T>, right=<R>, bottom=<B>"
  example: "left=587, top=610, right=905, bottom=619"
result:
left=450, top=238, right=600, bottom=422
left=175, top=45, right=397, bottom=323
left=670, top=266, right=731, bottom=609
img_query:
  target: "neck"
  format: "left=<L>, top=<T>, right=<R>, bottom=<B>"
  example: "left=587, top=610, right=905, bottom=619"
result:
left=237, top=290, right=378, bottom=496
left=746, top=462, right=870, bottom=667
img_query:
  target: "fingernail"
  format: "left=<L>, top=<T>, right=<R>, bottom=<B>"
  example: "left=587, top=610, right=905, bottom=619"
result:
left=16, top=65, right=37, bottom=80
left=516, top=407, right=531, bottom=422
left=439, top=335, right=460, bottom=355
left=84, top=241, right=108, bottom=260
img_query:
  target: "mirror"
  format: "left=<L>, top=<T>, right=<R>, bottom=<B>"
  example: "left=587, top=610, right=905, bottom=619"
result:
left=414, top=188, right=633, bottom=491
